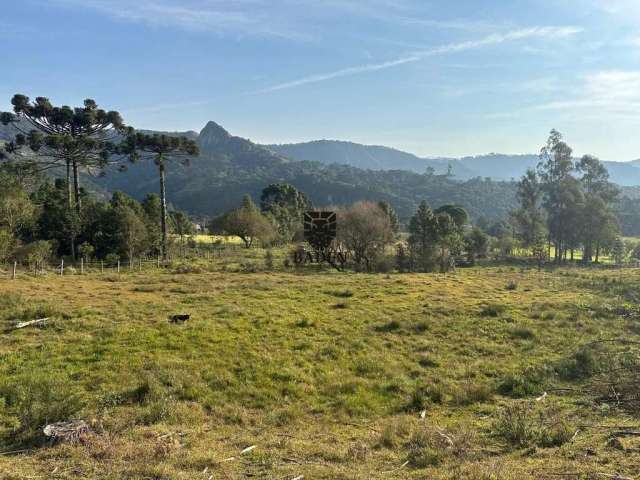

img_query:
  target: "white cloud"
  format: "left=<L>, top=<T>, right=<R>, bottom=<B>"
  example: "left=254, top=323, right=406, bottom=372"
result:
left=489, top=70, right=640, bottom=120
left=537, top=70, right=640, bottom=114
left=254, top=26, right=582, bottom=93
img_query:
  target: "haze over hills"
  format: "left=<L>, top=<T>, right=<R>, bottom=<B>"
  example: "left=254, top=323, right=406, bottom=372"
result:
left=267, top=140, right=640, bottom=186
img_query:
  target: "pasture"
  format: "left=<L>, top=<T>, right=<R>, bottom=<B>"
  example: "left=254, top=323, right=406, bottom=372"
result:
left=0, top=263, right=639, bottom=479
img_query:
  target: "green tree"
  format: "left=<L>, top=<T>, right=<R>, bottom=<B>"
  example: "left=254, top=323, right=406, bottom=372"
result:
left=120, top=133, right=199, bottom=259
left=32, top=179, right=81, bottom=258
left=512, top=169, right=546, bottom=251
left=612, top=237, right=627, bottom=265
left=378, top=201, right=400, bottom=235
left=537, top=130, right=577, bottom=262
left=141, top=194, right=163, bottom=256
left=0, top=173, right=35, bottom=236
left=407, top=201, right=438, bottom=272
left=434, top=204, right=469, bottom=230
left=577, top=155, right=619, bottom=263
left=0, top=228, right=17, bottom=263
left=465, top=227, right=489, bottom=264
left=220, top=195, right=275, bottom=248
left=260, top=183, right=310, bottom=243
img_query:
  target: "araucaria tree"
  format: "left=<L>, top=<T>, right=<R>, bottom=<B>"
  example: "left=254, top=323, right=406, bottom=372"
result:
left=120, top=133, right=199, bottom=260
left=1, top=95, right=128, bottom=213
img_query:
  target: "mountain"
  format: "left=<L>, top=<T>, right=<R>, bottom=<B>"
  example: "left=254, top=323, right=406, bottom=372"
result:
left=265, top=140, right=640, bottom=186
left=265, top=140, right=477, bottom=177
left=90, top=121, right=517, bottom=222
left=4, top=119, right=640, bottom=225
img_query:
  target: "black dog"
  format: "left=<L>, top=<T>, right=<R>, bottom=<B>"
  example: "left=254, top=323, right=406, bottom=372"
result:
left=169, top=314, right=190, bottom=324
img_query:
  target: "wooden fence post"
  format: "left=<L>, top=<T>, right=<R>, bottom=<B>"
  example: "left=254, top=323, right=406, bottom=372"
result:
left=12, top=261, right=16, bottom=280
left=81, top=258, right=84, bottom=274
left=60, top=259, right=64, bottom=276
left=117, top=260, right=120, bottom=273
left=101, top=260, right=104, bottom=273
left=157, top=256, right=160, bottom=268
left=139, top=258, right=142, bottom=272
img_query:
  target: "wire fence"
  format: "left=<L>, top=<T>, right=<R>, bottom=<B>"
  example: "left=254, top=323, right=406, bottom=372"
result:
left=1, top=244, right=248, bottom=279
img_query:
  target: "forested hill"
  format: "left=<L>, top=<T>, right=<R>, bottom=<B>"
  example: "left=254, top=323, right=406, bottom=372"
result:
left=267, top=140, right=640, bottom=186
left=91, top=121, right=517, bottom=222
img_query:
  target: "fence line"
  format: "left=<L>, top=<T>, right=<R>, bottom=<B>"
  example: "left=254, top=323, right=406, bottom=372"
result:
left=2, top=244, right=245, bottom=279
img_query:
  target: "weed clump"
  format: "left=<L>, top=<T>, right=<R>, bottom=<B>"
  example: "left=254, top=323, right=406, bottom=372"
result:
left=406, top=384, right=444, bottom=411
left=497, top=367, right=550, bottom=398
left=451, top=382, right=493, bottom=406
left=505, top=280, right=518, bottom=291
left=330, top=290, right=354, bottom=298
left=493, top=403, right=574, bottom=449
left=480, top=303, right=507, bottom=317
left=375, top=320, right=401, bottom=332
left=510, top=327, right=536, bottom=340
left=556, top=347, right=600, bottom=380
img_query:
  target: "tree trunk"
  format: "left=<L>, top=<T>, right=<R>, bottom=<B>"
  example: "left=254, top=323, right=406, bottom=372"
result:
left=72, top=159, right=81, bottom=214
left=66, top=159, right=76, bottom=259
left=158, top=159, right=169, bottom=260
left=66, top=159, right=73, bottom=210
left=595, top=243, right=600, bottom=263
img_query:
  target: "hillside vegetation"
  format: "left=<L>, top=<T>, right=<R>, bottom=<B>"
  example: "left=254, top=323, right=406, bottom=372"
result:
left=91, top=122, right=518, bottom=222
left=1, top=259, right=639, bottom=479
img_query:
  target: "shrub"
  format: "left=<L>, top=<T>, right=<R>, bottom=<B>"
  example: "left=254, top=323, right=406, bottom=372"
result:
left=406, top=384, right=444, bottom=411
left=480, top=303, right=507, bottom=317
left=0, top=372, right=84, bottom=446
left=375, top=320, right=401, bottom=332
left=497, top=368, right=548, bottom=398
left=452, top=382, right=493, bottom=406
left=505, top=280, right=518, bottom=291
left=510, top=327, right=535, bottom=340
left=376, top=418, right=411, bottom=449
left=492, top=403, right=537, bottom=448
left=330, top=290, right=354, bottom=298
left=556, top=347, right=600, bottom=381
left=493, top=403, right=575, bottom=449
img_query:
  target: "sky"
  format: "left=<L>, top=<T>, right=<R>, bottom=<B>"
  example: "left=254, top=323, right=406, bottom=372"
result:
left=2, top=0, right=640, bottom=160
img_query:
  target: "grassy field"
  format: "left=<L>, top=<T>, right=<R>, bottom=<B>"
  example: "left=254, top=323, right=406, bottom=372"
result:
left=1, top=260, right=639, bottom=479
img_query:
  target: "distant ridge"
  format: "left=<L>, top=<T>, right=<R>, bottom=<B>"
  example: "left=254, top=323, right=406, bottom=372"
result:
left=266, top=140, right=640, bottom=186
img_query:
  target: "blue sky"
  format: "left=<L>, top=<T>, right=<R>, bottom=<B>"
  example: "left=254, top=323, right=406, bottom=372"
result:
left=2, top=0, right=640, bottom=160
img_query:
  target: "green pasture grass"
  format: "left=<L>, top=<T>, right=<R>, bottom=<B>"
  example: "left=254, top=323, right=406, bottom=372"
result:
left=0, top=266, right=639, bottom=478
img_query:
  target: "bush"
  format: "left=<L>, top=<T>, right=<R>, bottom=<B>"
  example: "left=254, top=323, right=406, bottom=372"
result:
left=0, top=372, right=84, bottom=446
left=497, top=368, right=549, bottom=398
left=480, top=303, right=507, bottom=317
left=505, top=280, right=518, bottom=291
left=493, top=403, right=575, bottom=449
left=556, top=347, right=600, bottom=381
left=510, top=327, right=535, bottom=340
left=406, top=384, right=444, bottom=411
left=451, top=382, right=492, bottom=406
left=405, top=426, right=474, bottom=468
left=375, top=320, right=401, bottom=332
